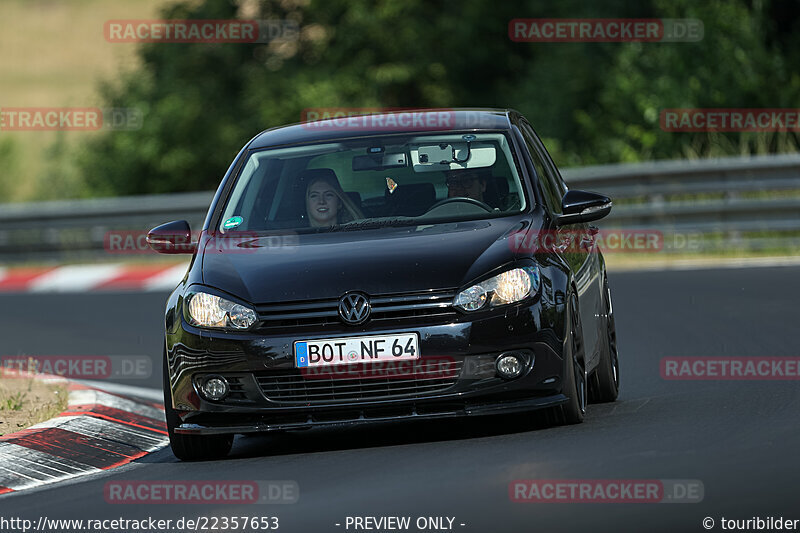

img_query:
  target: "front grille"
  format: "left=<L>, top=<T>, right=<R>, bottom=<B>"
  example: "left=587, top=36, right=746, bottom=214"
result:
left=255, top=289, right=457, bottom=331
left=225, top=376, right=247, bottom=401
left=256, top=358, right=464, bottom=405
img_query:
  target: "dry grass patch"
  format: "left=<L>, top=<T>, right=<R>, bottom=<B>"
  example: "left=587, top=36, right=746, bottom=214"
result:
left=0, top=377, right=68, bottom=436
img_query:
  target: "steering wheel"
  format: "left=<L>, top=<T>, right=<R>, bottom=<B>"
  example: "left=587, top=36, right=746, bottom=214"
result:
left=425, top=196, right=494, bottom=213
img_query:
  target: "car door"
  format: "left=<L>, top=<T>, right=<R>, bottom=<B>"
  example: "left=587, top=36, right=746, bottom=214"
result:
left=519, top=119, right=603, bottom=369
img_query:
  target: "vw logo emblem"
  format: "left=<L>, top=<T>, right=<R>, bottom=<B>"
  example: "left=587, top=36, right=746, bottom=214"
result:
left=339, top=292, right=371, bottom=325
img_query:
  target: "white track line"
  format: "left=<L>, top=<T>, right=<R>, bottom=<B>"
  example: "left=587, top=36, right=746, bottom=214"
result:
left=74, top=380, right=163, bottom=402
left=0, top=444, right=101, bottom=489
left=67, top=389, right=164, bottom=421
left=29, top=264, right=124, bottom=292
left=29, top=416, right=168, bottom=450
left=142, top=262, right=189, bottom=291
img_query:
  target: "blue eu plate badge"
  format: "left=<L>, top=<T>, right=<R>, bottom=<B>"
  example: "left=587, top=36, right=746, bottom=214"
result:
left=295, top=342, right=309, bottom=367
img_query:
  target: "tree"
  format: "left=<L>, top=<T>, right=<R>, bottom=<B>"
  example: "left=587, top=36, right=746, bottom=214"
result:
left=78, top=0, right=800, bottom=196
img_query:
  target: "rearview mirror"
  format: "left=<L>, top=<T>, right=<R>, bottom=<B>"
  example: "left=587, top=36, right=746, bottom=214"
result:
left=146, top=220, right=197, bottom=254
left=556, top=190, right=612, bottom=225
left=410, top=142, right=496, bottom=172
left=352, top=152, right=407, bottom=171
left=418, top=144, right=456, bottom=164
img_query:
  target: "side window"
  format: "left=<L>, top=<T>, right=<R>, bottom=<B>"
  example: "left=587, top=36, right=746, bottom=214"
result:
left=537, top=136, right=568, bottom=200
left=520, top=121, right=562, bottom=214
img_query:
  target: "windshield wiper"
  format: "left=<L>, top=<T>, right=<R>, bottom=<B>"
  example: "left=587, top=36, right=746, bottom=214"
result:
left=328, top=217, right=417, bottom=231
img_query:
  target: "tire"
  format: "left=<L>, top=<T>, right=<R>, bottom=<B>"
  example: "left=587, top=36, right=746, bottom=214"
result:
left=163, top=353, right=233, bottom=461
left=589, top=277, right=620, bottom=403
left=551, top=292, right=586, bottom=425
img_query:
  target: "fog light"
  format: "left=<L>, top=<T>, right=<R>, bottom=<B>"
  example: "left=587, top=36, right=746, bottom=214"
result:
left=496, top=353, right=523, bottom=379
left=200, top=375, right=228, bottom=401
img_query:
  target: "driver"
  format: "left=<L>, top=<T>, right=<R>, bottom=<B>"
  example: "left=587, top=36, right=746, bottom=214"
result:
left=303, top=170, right=363, bottom=227
left=445, top=169, right=487, bottom=202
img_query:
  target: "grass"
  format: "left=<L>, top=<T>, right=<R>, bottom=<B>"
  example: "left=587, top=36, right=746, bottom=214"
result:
left=2, top=391, right=26, bottom=411
left=0, top=0, right=164, bottom=202
left=0, top=376, right=68, bottom=435
left=599, top=228, right=800, bottom=269
left=604, top=249, right=800, bottom=271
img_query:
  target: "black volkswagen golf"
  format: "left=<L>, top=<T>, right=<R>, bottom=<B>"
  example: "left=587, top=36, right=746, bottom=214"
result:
left=148, top=109, right=620, bottom=461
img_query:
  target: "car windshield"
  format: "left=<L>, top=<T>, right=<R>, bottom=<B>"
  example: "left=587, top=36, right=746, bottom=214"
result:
left=218, top=132, right=527, bottom=233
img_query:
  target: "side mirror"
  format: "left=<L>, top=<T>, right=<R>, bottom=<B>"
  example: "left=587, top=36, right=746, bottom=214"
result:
left=556, top=190, right=612, bottom=225
left=146, top=220, right=197, bottom=254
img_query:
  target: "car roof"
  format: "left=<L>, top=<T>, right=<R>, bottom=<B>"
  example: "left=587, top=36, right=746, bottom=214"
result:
left=248, top=108, right=515, bottom=149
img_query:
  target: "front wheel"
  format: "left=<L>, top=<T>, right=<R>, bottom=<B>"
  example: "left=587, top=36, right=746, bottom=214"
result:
left=163, top=353, right=233, bottom=461
left=589, top=277, right=620, bottom=403
left=551, top=292, right=586, bottom=425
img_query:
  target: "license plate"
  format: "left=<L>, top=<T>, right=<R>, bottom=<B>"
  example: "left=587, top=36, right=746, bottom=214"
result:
left=295, top=333, right=420, bottom=368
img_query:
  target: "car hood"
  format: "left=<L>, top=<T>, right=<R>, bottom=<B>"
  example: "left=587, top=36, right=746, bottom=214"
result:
left=200, top=216, right=531, bottom=304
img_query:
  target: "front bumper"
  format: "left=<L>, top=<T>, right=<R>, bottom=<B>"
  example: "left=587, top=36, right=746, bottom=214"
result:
left=167, top=299, right=567, bottom=435
left=174, top=394, right=568, bottom=435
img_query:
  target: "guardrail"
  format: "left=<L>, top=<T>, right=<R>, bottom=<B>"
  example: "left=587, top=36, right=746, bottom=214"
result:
left=0, top=191, right=214, bottom=263
left=562, top=152, right=800, bottom=201
left=1, top=153, right=799, bottom=263
left=562, top=153, right=800, bottom=252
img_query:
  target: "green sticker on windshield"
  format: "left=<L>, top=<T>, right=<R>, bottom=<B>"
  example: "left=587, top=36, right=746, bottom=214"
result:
left=223, top=216, right=243, bottom=230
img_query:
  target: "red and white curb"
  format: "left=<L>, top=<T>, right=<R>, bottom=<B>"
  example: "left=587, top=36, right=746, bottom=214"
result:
left=0, top=263, right=188, bottom=293
left=5, top=256, right=798, bottom=293
left=0, top=381, right=168, bottom=496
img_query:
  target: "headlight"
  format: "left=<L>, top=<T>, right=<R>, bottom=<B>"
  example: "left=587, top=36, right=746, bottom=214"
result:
left=186, top=291, right=257, bottom=329
left=454, top=266, right=541, bottom=312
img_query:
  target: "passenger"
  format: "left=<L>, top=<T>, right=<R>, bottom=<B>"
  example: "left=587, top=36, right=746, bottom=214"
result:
left=304, top=172, right=362, bottom=227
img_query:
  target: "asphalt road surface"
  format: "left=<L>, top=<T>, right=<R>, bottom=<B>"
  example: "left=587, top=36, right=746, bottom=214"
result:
left=1, top=265, right=799, bottom=532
